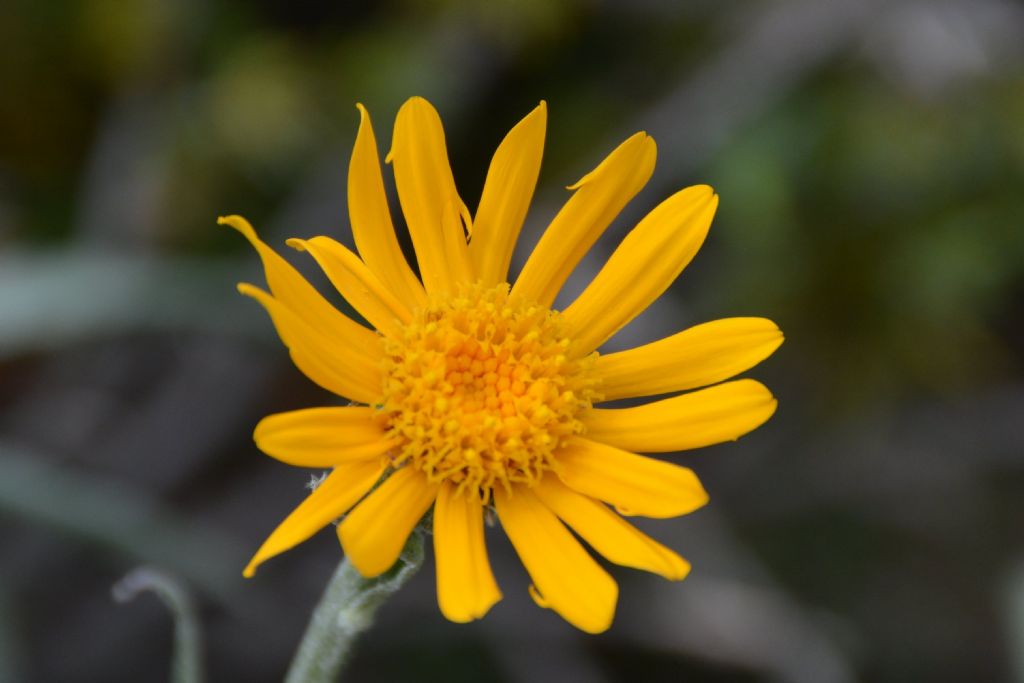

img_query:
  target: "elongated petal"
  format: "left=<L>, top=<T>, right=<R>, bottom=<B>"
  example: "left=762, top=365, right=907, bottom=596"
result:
left=243, top=460, right=384, bottom=577
left=555, top=437, right=708, bottom=518
left=583, top=379, right=777, bottom=453
left=389, top=97, right=472, bottom=294
left=433, top=483, right=502, bottom=623
left=337, top=466, right=439, bottom=577
left=288, top=236, right=411, bottom=339
left=595, top=317, right=784, bottom=401
left=237, top=284, right=382, bottom=404
left=253, top=407, right=396, bottom=467
left=562, top=186, right=718, bottom=354
left=219, top=215, right=381, bottom=356
left=469, top=102, right=547, bottom=285
left=494, top=486, right=617, bottom=633
left=348, top=104, right=426, bottom=308
left=511, top=132, right=656, bottom=308
left=440, top=199, right=474, bottom=288
left=534, top=476, right=690, bottom=580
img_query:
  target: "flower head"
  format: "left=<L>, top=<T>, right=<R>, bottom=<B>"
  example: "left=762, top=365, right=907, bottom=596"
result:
left=226, top=97, right=782, bottom=633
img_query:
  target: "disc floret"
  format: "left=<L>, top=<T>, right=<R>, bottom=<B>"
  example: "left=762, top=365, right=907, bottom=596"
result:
left=381, top=283, right=599, bottom=498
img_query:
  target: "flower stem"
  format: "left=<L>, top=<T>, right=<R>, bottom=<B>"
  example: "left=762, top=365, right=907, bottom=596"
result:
left=284, top=531, right=425, bottom=683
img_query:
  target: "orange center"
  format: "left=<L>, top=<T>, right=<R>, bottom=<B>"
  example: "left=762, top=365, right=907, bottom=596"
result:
left=380, top=283, right=599, bottom=498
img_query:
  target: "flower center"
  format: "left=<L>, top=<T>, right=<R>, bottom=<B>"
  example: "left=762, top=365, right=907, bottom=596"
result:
left=381, top=282, right=598, bottom=498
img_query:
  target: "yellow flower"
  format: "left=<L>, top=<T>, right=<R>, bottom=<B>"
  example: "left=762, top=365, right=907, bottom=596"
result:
left=224, top=97, right=782, bottom=633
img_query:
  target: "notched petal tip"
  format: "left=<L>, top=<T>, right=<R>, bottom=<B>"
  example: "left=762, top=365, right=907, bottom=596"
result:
left=682, top=185, right=718, bottom=218
left=528, top=584, right=550, bottom=609
left=434, top=483, right=503, bottom=624
left=388, top=95, right=439, bottom=165
left=441, top=589, right=503, bottom=624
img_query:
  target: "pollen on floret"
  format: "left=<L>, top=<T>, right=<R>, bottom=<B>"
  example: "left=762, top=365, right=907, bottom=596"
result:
left=381, top=282, right=600, bottom=500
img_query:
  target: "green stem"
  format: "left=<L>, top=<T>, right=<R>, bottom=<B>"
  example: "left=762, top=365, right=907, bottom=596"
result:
left=284, top=532, right=425, bottom=683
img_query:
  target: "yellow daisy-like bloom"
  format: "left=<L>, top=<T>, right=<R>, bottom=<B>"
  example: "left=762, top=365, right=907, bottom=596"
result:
left=226, top=97, right=782, bottom=633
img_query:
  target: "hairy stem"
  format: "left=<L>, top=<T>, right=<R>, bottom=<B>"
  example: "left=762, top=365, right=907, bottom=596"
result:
left=284, top=532, right=425, bottom=683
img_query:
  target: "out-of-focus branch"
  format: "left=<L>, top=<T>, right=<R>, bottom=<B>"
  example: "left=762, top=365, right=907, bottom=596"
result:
left=113, top=567, right=204, bottom=683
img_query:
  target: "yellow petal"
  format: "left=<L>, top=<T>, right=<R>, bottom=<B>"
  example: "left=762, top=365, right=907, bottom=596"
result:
left=253, top=407, right=397, bottom=467
left=389, top=97, right=472, bottom=294
left=494, top=485, right=617, bottom=634
left=336, top=466, right=439, bottom=577
left=348, top=104, right=425, bottom=308
left=534, top=476, right=690, bottom=580
left=237, top=284, right=382, bottom=404
left=562, top=186, right=718, bottom=354
left=555, top=436, right=708, bottom=518
left=243, top=459, right=384, bottom=577
left=219, top=215, right=381, bottom=356
left=440, top=199, right=474, bottom=287
left=433, top=483, right=502, bottom=623
left=595, top=317, right=784, bottom=401
left=583, top=379, right=777, bottom=453
left=287, top=236, right=411, bottom=339
left=469, top=102, right=547, bottom=286
left=511, top=132, right=656, bottom=308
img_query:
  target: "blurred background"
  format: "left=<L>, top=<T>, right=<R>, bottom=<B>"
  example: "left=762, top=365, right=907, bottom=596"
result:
left=2, top=0, right=1023, bottom=681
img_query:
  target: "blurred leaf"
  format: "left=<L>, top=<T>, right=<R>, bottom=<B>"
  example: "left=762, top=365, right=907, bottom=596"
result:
left=0, top=442, right=246, bottom=598
left=0, top=250, right=260, bottom=356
